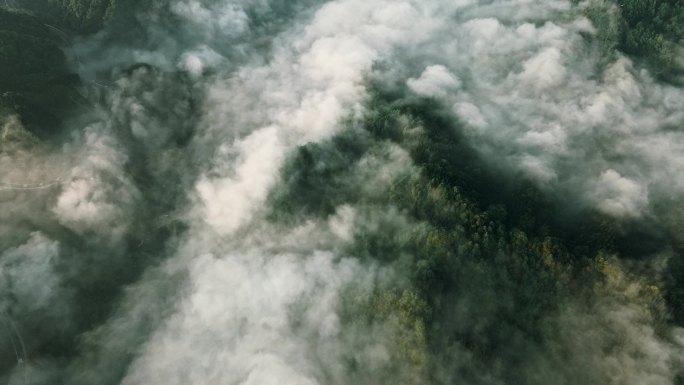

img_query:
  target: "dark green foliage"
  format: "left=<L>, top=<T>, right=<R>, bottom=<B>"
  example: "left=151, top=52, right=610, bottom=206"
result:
left=0, top=8, right=83, bottom=137
left=0, top=10, right=68, bottom=80
left=581, top=1, right=622, bottom=66
left=665, top=245, right=684, bottom=324
left=54, top=0, right=115, bottom=32
left=619, top=0, right=684, bottom=77
left=13, top=0, right=127, bottom=34
left=269, top=128, right=372, bottom=219
left=268, top=84, right=639, bottom=382
left=582, top=0, right=684, bottom=80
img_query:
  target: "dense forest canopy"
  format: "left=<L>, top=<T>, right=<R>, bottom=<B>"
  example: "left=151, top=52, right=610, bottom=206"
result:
left=581, top=0, right=684, bottom=80
left=0, top=0, right=683, bottom=384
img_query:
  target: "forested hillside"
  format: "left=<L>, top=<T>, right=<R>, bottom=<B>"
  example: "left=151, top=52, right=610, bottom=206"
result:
left=12, top=0, right=123, bottom=33
left=583, top=0, right=683, bottom=80
left=1, top=1, right=683, bottom=384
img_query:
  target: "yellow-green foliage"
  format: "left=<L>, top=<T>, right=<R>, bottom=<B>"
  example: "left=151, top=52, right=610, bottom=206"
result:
left=273, top=87, right=669, bottom=381
left=594, top=253, right=668, bottom=327
left=372, top=290, right=428, bottom=365
left=0, top=114, right=38, bottom=147
left=355, top=288, right=428, bottom=384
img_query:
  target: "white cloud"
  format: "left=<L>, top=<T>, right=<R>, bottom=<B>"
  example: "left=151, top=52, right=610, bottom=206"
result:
left=120, top=251, right=377, bottom=385
left=178, top=45, right=225, bottom=76
left=0, top=232, right=61, bottom=312
left=196, top=125, right=284, bottom=235
left=5, top=1, right=684, bottom=383
left=53, top=125, right=138, bottom=239
left=171, top=0, right=250, bottom=37
left=407, top=65, right=461, bottom=97
left=518, top=47, right=566, bottom=88
left=593, top=169, right=648, bottom=218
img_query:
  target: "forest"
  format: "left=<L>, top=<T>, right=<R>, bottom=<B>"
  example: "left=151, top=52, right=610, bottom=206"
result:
left=0, top=0, right=683, bottom=384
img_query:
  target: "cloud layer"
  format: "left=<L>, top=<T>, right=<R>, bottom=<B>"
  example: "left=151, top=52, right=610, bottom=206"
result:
left=1, top=0, right=683, bottom=384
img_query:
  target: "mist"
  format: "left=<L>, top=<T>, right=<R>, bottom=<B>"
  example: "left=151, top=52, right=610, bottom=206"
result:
left=1, top=0, right=683, bottom=384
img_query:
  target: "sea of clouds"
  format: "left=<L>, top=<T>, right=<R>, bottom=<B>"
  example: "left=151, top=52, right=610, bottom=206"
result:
left=1, top=0, right=683, bottom=384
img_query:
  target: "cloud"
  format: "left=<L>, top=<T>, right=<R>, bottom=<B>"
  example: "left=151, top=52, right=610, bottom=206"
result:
left=407, top=65, right=461, bottom=98
left=170, top=0, right=250, bottom=37
left=196, top=125, right=285, bottom=235
left=3, top=0, right=684, bottom=384
left=592, top=169, right=648, bottom=218
left=518, top=47, right=567, bottom=88
left=118, top=251, right=376, bottom=385
left=0, top=232, right=62, bottom=314
left=382, top=4, right=684, bottom=222
left=52, top=124, right=139, bottom=240
left=178, top=45, right=225, bottom=76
